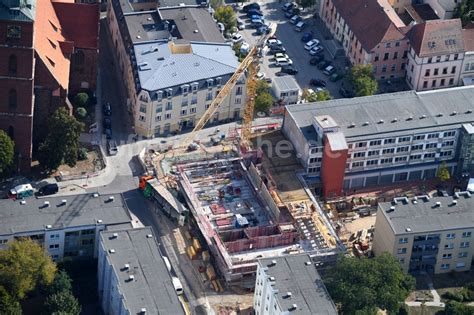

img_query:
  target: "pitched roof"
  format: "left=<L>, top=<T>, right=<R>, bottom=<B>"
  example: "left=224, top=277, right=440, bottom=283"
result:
left=405, top=19, right=464, bottom=57
left=463, top=27, right=474, bottom=52
left=34, top=0, right=71, bottom=89
left=0, top=0, right=36, bottom=21
left=331, top=0, right=405, bottom=51
left=52, top=1, right=99, bottom=49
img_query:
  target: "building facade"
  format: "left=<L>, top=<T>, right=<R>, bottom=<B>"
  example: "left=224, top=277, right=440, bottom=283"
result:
left=98, top=227, right=185, bottom=315
left=321, top=0, right=409, bottom=80
left=405, top=19, right=465, bottom=91
left=271, top=76, right=299, bottom=106
left=107, top=0, right=247, bottom=137
left=282, top=86, right=474, bottom=198
left=373, top=193, right=474, bottom=274
left=254, top=254, right=337, bottom=315
left=0, top=193, right=132, bottom=261
left=461, top=27, right=474, bottom=85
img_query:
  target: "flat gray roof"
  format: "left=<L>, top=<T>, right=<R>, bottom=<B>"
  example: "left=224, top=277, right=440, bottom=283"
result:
left=273, top=76, right=300, bottom=92
left=0, top=193, right=132, bottom=235
left=124, top=11, right=170, bottom=43
left=286, top=86, right=474, bottom=144
left=100, top=227, right=185, bottom=315
left=259, top=254, right=337, bottom=315
left=379, top=192, right=474, bottom=235
left=0, top=0, right=36, bottom=21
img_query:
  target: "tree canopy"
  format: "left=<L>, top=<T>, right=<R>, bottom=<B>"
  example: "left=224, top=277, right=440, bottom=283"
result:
left=255, top=92, right=273, bottom=112
left=73, top=93, right=89, bottom=108
left=445, top=301, right=474, bottom=315
left=46, top=271, right=73, bottom=296
left=0, top=130, right=14, bottom=174
left=214, top=6, right=237, bottom=35
left=350, top=64, right=378, bottom=97
left=297, top=0, right=316, bottom=9
left=454, top=0, right=474, bottom=26
left=0, top=286, right=21, bottom=315
left=0, top=239, right=56, bottom=299
left=302, top=89, right=332, bottom=102
left=437, top=161, right=451, bottom=182
left=43, top=291, right=81, bottom=315
left=256, top=80, right=270, bottom=95
left=324, top=253, right=415, bottom=314
left=38, top=108, right=84, bottom=171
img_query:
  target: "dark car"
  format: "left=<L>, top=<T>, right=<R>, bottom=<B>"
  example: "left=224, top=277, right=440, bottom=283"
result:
left=281, top=65, right=298, bottom=75
left=317, top=60, right=330, bottom=70
left=310, top=55, right=324, bottom=65
left=38, top=183, right=59, bottom=196
left=310, top=78, right=326, bottom=88
left=301, top=32, right=312, bottom=42
left=243, top=2, right=260, bottom=12
left=257, top=25, right=271, bottom=35
left=339, top=87, right=355, bottom=98
left=103, top=102, right=111, bottom=116
left=247, top=9, right=263, bottom=17
left=103, top=117, right=112, bottom=129
left=285, top=9, right=295, bottom=18
left=270, top=45, right=286, bottom=53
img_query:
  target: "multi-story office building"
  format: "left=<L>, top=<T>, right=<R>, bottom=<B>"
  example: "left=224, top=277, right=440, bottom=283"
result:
left=373, top=192, right=474, bottom=274
left=0, top=193, right=132, bottom=261
left=98, top=227, right=185, bottom=315
left=405, top=19, right=465, bottom=91
left=253, top=254, right=337, bottom=315
left=461, top=26, right=474, bottom=85
left=107, top=0, right=246, bottom=137
left=282, top=86, right=474, bottom=198
left=321, top=0, right=409, bottom=80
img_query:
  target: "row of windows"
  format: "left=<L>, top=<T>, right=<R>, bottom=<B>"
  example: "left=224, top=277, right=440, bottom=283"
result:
left=400, top=232, right=471, bottom=244
left=464, top=62, right=474, bottom=72
left=350, top=131, right=456, bottom=149
left=427, top=54, right=459, bottom=64
left=424, top=66, right=457, bottom=77
left=351, top=141, right=454, bottom=158
left=349, top=151, right=452, bottom=168
left=422, top=78, right=455, bottom=89
left=441, top=262, right=466, bottom=269
left=442, top=252, right=470, bottom=259
left=373, top=63, right=406, bottom=74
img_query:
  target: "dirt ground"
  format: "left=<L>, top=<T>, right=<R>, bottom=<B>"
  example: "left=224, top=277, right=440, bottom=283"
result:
left=208, top=292, right=254, bottom=315
left=341, top=215, right=377, bottom=238
left=55, top=149, right=103, bottom=176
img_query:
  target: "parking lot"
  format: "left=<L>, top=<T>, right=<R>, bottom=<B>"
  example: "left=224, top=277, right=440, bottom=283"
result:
left=233, top=0, right=348, bottom=99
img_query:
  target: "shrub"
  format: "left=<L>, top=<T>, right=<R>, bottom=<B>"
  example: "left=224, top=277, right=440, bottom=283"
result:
left=74, top=93, right=89, bottom=107
left=76, top=107, right=87, bottom=118
left=443, top=290, right=464, bottom=302
left=77, top=148, right=88, bottom=161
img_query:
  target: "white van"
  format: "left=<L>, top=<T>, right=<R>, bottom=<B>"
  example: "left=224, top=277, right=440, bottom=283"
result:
left=275, top=57, right=292, bottom=67
left=295, top=21, right=305, bottom=32
left=163, top=256, right=172, bottom=272
left=467, top=178, right=474, bottom=193
left=172, top=276, right=183, bottom=295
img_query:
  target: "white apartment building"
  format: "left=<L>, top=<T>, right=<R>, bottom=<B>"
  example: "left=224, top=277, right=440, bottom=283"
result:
left=424, top=0, right=459, bottom=19
left=98, top=227, right=185, bottom=315
left=373, top=192, right=474, bottom=274
left=271, top=76, right=299, bottom=106
left=108, top=1, right=246, bottom=137
left=461, top=27, right=474, bottom=85
left=405, top=19, right=465, bottom=91
left=0, top=193, right=132, bottom=261
left=254, top=254, right=337, bottom=315
left=282, top=86, right=474, bottom=197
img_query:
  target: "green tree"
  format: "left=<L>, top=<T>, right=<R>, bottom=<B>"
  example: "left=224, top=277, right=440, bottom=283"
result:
left=256, top=80, right=270, bottom=95
left=350, top=64, right=378, bottom=96
left=302, top=89, right=332, bottom=102
left=255, top=92, right=273, bottom=112
left=0, top=286, right=21, bottom=315
left=0, top=130, right=14, bottom=174
left=73, top=93, right=89, bottom=108
left=210, top=0, right=223, bottom=9
left=75, top=107, right=87, bottom=119
left=437, top=161, right=451, bottom=181
left=46, top=271, right=72, bottom=296
left=324, top=253, right=415, bottom=314
left=445, top=301, right=474, bottom=315
left=454, top=0, right=474, bottom=26
left=214, top=6, right=236, bottom=35
left=297, top=0, right=316, bottom=8
left=43, top=291, right=81, bottom=315
left=0, top=239, right=56, bottom=299
left=38, top=108, right=84, bottom=171
left=315, top=90, right=332, bottom=101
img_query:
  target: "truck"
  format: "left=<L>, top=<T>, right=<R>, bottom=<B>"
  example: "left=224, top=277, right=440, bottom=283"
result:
left=8, top=184, right=34, bottom=199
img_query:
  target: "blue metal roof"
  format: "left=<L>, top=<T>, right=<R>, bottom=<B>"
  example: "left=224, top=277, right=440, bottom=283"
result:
left=0, top=0, right=36, bottom=21
left=134, top=41, right=238, bottom=91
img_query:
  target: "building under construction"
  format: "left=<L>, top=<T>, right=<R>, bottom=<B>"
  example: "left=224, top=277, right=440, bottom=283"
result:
left=177, top=153, right=343, bottom=284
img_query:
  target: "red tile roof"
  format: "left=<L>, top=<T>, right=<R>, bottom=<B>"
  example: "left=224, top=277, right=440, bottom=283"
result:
left=463, top=28, right=474, bottom=52
left=331, top=0, right=406, bottom=51
left=52, top=1, right=99, bottom=50
left=405, top=19, right=464, bottom=57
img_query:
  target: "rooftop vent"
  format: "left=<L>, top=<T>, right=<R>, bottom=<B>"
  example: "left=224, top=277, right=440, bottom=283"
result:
left=109, top=249, right=115, bottom=254
left=378, top=119, right=384, bottom=124
left=44, top=201, right=50, bottom=207
left=269, top=276, right=275, bottom=281
left=108, top=196, right=115, bottom=202
left=452, top=200, right=458, bottom=206
left=140, top=308, right=147, bottom=315
left=413, top=200, right=418, bottom=204
left=420, top=115, right=426, bottom=119
left=20, top=200, right=26, bottom=205
left=271, top=260, right=277, bottom=265
left=387, top=206, right=395, bottom=213
left=92, top=193, right=99, bottom=198
left=451, top=111, right=457, bottom=116
left=46, top=225, right=52, bottom=229
left=392, top=118, right=398, bottom=123
left=146, top=234, right=153, bottom=238
left=406, top=227, right=412, bottom=232
left=467, top=109, right=473, bottom=114
left=285, top=292, right=292, bottom=298
left=437, top=113, right=443, bottom=117
left=136, top=35, right=141, bottom=39
left=348, top=122, right=356, bottom=128
left=157, top=57, right=165, bottom=61
left=61, top=199, right=67, bottom=205
left=435, top=201, right=441, bottom=207
left=112, top=233, right=118, bottom=239
left=128, top=275, right=135, bottom=282
left=147, top=17, right=152, bottom=21
left=124, top=264, right=130, bottom=270
left=362, top=122, right=369, bottom=126
left=407, top=116, right=413, bottom=121
left=305, top=261, right=312, bottom=265
left=289, top=304, right=298, bottom=311
left=97, top=219, right=103, bottom=224
left=194, top=29, right=199, bottom=33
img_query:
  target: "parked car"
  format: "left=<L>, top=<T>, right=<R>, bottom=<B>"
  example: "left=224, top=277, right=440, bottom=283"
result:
left=330, top=72, right=344, bottom=82
left=257, top=25, right=271, bottom=35
left=103, top=102, right=112, bottom=116
left=274, top=52, right=290, bottom=60
left=231, top=33, right=243, bottom=43
left=243, top=2, right=260, bottom=12
left=323, top=65, right=336, bottom=75
left=310, top=55, right=324, bottom=65
left=290, top=15, right=301, bottom=24
left=339, top=87, right=355, bottom=98
left=317, top=60, right=330, bottom=70
left=247, top=9, right=263, bottom=17
left=275, top=57, right=293, bottom=67
left=281, top=2, right=295, bottom=11
left=240, top=42, right=250, bottom=54
left=295, top=21, right=305, bottom=31
left=309, top=78, right=327, bottom=88
left=107, top=139, right=118, bottom=156
left=251, top=18, right=265, bottom=28
left=237, top=19, right=245, bottom=30
left=8, top=184, right=34, bottom=200
left=217, top=22, right=225, bottom=33
left=281, top=65, right=298, bottom=74
left=38, top=183, right=59, bottom=196
left=267, top=38, right=283, bottom=47
left=269, top=45, right=286, bottom=53
left=285, top=10, right=295, bottom=18
left=301, top=32, right=312, bottom=42
left=251, top=14, right=264, bottom=21
left=309, top=46, right=324, bottom=55
left=256, top=72, right=265, bottom=79
left=304, top=39, right=320, bottom=50
left=103, top=117, right=111, bottom=129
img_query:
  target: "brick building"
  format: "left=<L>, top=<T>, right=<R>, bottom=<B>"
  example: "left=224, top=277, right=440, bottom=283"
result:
left=0, top=0, right=99, bottom=172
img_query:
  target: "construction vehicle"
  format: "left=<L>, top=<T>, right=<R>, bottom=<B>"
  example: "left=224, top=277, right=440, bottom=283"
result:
left=177, top=23, right=276, bottom=151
